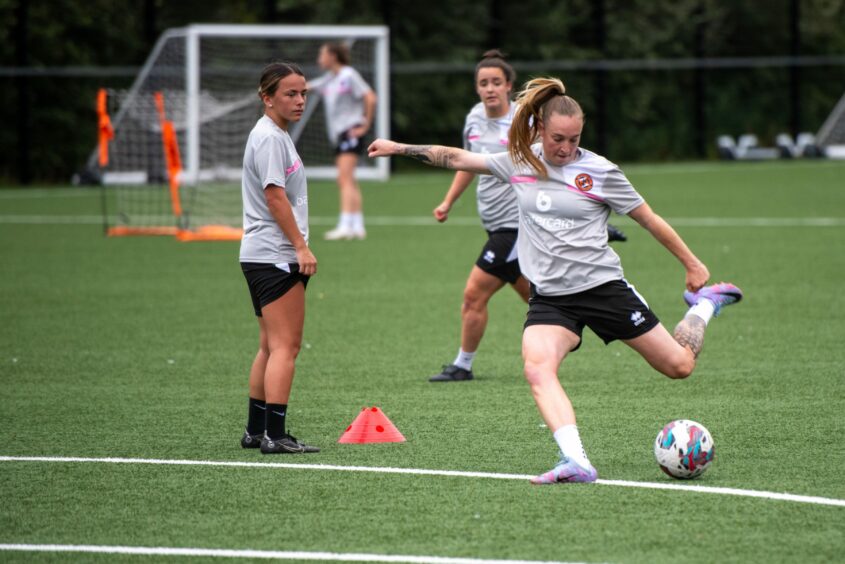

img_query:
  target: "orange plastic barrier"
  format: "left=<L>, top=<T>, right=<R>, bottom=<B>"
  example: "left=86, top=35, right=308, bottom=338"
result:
left=96, top=89, right=114, bottom=167
left=153, top=92, right=183, bottom=218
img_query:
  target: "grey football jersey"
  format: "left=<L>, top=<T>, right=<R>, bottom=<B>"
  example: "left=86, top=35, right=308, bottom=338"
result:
left=463, top=102, right=519, bottom=231
left=310, top=66, right=373, bottom=145
left=239, top=116, right=309, bottom=265
left=486, top=145, right=644, bottom=296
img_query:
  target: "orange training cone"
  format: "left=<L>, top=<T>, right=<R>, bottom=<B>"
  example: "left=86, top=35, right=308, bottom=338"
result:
left=338, top=406, right=406, bottom=444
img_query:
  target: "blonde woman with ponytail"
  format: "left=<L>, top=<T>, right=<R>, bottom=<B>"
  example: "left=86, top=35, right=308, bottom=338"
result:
left=369, top=77, right=743, bottom=484
left=429, top=54, right=627, bottom=383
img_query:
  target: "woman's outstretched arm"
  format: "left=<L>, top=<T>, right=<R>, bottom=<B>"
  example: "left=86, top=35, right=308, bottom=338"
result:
left=368, top=139, right=492, bottom=175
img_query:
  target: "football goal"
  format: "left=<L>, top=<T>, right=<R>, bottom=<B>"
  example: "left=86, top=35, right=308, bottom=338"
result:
left=816, top=90, right=845, bottom=159
left=92, top=24, right=390, bottom=239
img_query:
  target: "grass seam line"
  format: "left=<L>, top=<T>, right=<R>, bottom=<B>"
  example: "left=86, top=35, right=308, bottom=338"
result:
left=1, top=455, right=843, bottom=508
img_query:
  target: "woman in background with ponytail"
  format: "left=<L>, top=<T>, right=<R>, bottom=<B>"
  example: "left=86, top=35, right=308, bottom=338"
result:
left=429, top=52, right=627, bottom=383
left=368, top=77, right=742, bottom=484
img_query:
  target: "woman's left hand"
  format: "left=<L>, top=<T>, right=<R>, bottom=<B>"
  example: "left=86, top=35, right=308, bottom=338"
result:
left=349, top=124, right=369, bottom=139
left=685, top=260, right=710, bottom=292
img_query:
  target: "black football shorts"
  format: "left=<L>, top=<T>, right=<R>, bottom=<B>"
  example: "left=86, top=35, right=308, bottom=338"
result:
left=525, top=279, right=660, bottom=350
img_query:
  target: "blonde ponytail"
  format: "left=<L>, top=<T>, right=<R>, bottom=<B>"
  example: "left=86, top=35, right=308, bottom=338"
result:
left=509, top=77, right=584, bottom=177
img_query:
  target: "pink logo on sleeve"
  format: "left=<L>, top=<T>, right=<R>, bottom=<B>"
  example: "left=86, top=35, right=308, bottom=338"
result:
left=467, top=135, right=481, bottom=141
left=510, top=175, right=537, bottom=184
left=285, top=160, right=301, bottom=176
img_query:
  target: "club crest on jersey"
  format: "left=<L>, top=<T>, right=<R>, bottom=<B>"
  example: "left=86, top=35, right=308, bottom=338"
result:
left=575, top=173, right=594, bottom=192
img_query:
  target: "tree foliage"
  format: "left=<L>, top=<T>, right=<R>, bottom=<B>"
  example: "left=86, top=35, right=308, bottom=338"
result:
left=1, top=0, right=844, bottom=182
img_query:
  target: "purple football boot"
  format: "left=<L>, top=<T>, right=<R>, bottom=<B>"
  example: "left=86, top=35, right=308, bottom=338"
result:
left=530, top=455, right=598, bottom=485
left=683, top=282, right=743, bottom=316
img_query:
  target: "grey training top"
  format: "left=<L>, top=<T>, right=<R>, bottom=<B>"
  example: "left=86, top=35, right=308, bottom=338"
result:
left=463, top=102, right=519, bottom=231
left=239, top=115, right=309, bottom=265
left=486, top=144, right=645, bottom=296
left=310, top=66, right=373, bottom=145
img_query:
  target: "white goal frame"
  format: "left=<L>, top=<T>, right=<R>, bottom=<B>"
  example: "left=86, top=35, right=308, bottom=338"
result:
left=92, top=24, right=391, bottom=185
left=183, top=24, right=390, bottom=183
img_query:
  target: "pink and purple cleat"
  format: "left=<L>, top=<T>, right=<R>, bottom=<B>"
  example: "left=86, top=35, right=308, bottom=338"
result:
left=684, top=282, right=743, bottom=316
left=530, top=455, right=598, bottom=485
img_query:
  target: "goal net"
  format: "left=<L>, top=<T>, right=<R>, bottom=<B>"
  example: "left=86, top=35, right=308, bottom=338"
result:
left=92, top=24, right=390, bottom=239
left=816, top=91, right=845, bottom=159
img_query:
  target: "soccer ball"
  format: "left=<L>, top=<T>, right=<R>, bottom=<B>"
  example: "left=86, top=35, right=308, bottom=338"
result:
left=654, top=419, right=714, bottom=479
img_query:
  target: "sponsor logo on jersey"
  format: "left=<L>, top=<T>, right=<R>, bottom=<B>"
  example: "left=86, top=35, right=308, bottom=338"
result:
left=525, top=212, right=576, bottom=231
left=575, top=173, right=594, bottom=192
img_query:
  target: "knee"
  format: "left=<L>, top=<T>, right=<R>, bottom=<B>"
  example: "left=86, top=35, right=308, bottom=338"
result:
left=269, top=340, right=301, bottom=361
left=523, top=361, right=556, bottom=388
left=462, top=288, right=488, bottom=314
left=663, top=354, right=695, bottom=379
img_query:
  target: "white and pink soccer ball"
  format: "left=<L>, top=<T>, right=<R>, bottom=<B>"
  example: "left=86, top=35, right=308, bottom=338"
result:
left=654, top=419, right=715, bottom=479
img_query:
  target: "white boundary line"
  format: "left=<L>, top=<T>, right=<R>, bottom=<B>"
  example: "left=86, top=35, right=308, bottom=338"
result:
left=1, top=215, right=844, bottom=228
left=0, top=544, right=585, bottom=564
left=1, top=456, right=843, bottom=508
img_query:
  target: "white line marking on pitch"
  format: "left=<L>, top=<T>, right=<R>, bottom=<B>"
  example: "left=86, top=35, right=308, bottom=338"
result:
left=1, top=215, right=844, bottom=228
left=0, top=544, right=587, bottom=564
left=1, top=456, right=843, bottom=508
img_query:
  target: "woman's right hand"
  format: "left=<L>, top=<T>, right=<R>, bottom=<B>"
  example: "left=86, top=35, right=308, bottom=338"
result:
left=433, top=201, right=451, bottom=223
left=296, top=246, right=317, bottom=276
left=367, top=138, right=397, bottom=158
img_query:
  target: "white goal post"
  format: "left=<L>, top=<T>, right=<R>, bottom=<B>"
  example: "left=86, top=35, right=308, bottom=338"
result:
left=182, top=24, right=390, bottom=183
left=92, top=24, right=390, bottom=237
left=816, top=91, right=845, bottom=159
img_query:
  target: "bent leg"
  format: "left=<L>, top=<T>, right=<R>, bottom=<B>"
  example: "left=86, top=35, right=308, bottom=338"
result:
left=261, top=283, right=306, bottom=404
left=510, top=275, right=530, bottom=303
left=460, top=266, right=507, bottom=353
left=624, top=321, right=698, bottom=379
left=522, top=325, right=581, bottom=430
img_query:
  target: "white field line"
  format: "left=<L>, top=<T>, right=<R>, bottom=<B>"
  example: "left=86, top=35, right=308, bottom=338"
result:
left=1, top=455, right=843, bottom=508
left=0, top=544, right=586, bottom=564
left=1, top=215, right=844, bottom=228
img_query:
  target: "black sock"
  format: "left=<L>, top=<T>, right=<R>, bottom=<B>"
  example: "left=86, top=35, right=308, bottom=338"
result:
left=246, top=397, right=266, bottom=435
left=265, top=403, right=287, bottom=440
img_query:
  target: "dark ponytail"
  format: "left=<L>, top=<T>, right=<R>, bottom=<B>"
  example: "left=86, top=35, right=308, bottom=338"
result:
left=475, top=49, right=516, bottom=84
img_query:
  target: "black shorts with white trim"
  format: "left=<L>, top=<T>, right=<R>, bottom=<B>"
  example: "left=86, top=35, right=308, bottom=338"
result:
left=475, top=229, right=522, bottom=284
left=524, top=279, right=660, bottom=350
left=241, top=262, right=310, bottom=317
left=335, top=127, right=365, bottom=155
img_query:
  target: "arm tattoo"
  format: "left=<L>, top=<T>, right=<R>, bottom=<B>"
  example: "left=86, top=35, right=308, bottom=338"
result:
left=400, top=145, right=455, bottom=169
left=673, top=315, right=706, bottom=358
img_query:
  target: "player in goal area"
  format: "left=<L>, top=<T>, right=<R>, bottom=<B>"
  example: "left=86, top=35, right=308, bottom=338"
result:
left=88, top=24, right=390, bottom=240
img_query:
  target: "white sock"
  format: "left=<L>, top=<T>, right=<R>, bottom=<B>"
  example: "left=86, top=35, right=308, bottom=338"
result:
left=350, top=212, right=365, bottom=232
left=452, top=348, right=476, bottom=371
left=687, top=299, right=715, bottom=325
left=338, top=213, right=353, bottom=230
left=553, top=425, right=591, bottom=468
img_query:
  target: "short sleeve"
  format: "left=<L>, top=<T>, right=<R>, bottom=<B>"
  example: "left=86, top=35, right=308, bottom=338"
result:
left=462, top=114, right=474, bottom=151
left=308, top=73, right=330, bottom=92
left=347, top=68, right=372, bottom=98
left=602, top=167, right=644, bottom=215
left=485, top=152, right=515, bottom=183
left=253, top=135, right=288, bottom=190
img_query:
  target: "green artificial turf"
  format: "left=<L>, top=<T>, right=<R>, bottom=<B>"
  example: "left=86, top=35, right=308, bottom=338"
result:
left=1, top=159, right=844, bottom=563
